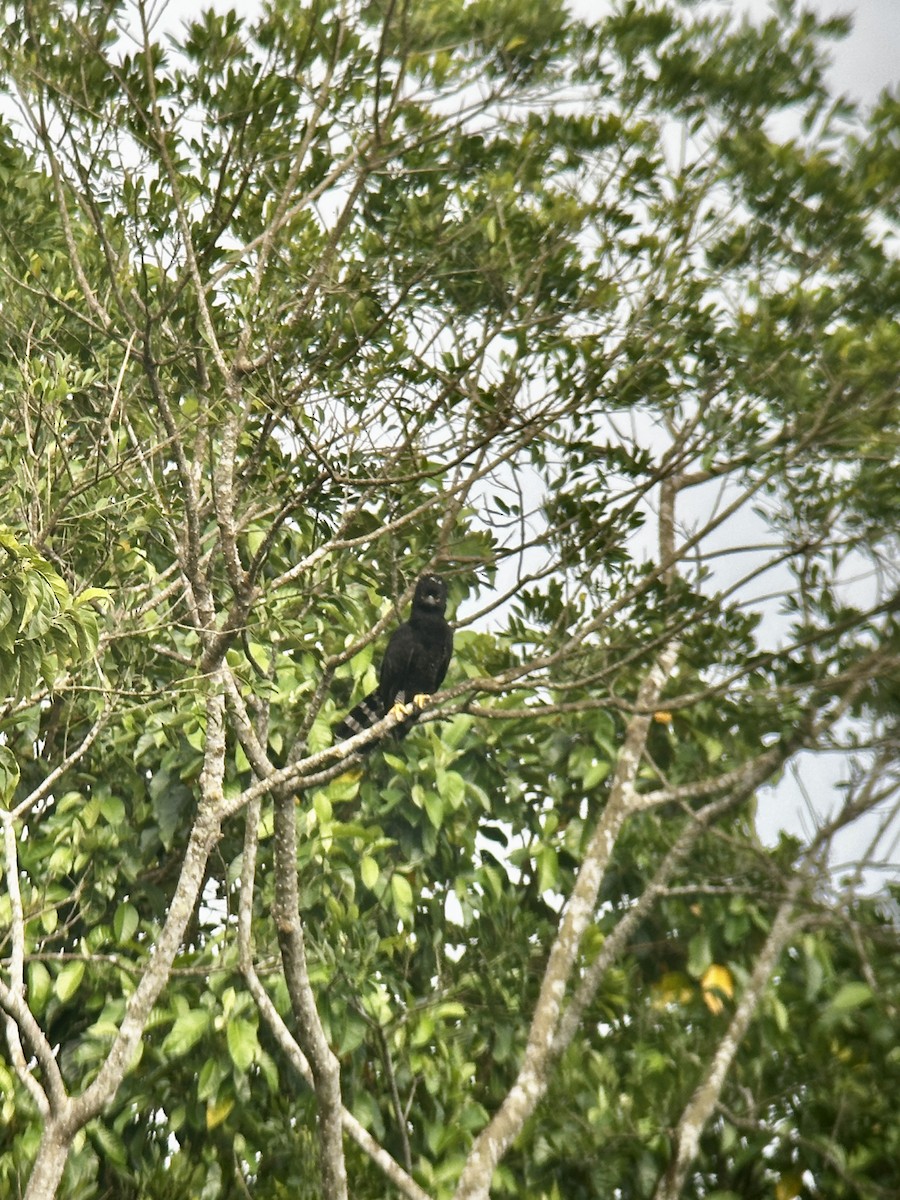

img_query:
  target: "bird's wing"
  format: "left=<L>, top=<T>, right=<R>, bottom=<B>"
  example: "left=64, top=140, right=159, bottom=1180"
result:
left=379, top=622, right=418, bottom=703
left=432, top=624, right=453, bottom=690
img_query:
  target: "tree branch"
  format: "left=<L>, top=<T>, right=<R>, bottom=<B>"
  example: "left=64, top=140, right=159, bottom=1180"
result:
left=653, top=876, right=804, bottom=1200
left=453, top=640, right=681, bottom=1200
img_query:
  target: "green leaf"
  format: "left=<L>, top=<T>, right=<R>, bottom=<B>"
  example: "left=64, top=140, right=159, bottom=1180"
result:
left=436, top=768, right=466, bottom=810
left=829, top=982, right=873, bottom=1012
left=197, top=1058, right=225, bottom=1103
left=100, top=794, right=126, bottom=825
left=27, top=961, right=52, bottom=1014
left=55, top=960, right=86, bottom=1002
left=583, top=759, right=610, bottom=789
left=226, top=1017, right=259, bottom=1071
left=390, top=873, right=414, bottom=924
left=701, top=735, right=724, bottom=764
left=74, top=587, right=112, bottom=608
left=687, top=933, right=712, bottom=978
left=336, top=1013, right=368, bottom=1056
left=538, top=845, right=559, bottom=894
left=87, top=1119, right=128, bottom=1167
left=424, top=789, right=444, bottom=829
left=313, top=791, right=333, bottom=825
left=149, top=767, right=191, bottom=851
left=411, top=1013, right=435, bottom=1047
left=162, top=1010, right=210, bottom=1058
left=0, top=591, right=13, bottom=634
left=0, top=746, right=20, bottom=805
left=433, top=1002, right=466, bottom=1021
left=113, top=902, right=139, bottom=944
left=360, top=855, right=380, bottom=889
left=769, top=996, right=789, bottom=1034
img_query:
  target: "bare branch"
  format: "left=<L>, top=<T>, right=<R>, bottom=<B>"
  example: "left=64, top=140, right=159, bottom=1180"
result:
left=454, top=641, right=681, bottom=1200
left=272, top=783, right=349, bottom=1200
left=653, top=877, right=804, bottom=1200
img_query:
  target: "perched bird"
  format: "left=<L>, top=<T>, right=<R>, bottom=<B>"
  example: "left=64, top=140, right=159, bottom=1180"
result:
left=335, top=575, right=453, bottom=745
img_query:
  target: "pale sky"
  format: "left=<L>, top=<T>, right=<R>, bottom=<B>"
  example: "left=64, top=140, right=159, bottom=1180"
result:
left=566, top=0, right=899, bottom=105
left=154, top=0, right=899, bottom=104
left=742, top=0, right=900, bottom=103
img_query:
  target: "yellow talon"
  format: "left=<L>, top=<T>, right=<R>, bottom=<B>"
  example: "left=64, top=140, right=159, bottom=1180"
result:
left=412, top=693, right=432, bottom=710
left=389, top=701, right=413, bottom=719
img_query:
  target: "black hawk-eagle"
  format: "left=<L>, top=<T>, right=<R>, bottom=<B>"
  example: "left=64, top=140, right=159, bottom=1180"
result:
left=335, top=575, right=453, bottom=744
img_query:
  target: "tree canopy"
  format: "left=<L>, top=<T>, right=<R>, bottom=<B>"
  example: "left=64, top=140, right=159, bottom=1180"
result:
left=0, top=1, right=898, bottom=1198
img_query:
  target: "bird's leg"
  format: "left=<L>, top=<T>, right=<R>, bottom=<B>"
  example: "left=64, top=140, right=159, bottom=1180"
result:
left=388, top=693, right=432, bottom=721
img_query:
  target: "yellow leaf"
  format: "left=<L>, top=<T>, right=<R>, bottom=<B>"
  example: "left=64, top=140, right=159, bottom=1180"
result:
left=775, top=1171, right=804, bottom=1200
left=206, top=1097, right=234, bottom=1129
left=701, top=964, right=734, bottom=1014
left=652, top=970, right=694, bottom=1009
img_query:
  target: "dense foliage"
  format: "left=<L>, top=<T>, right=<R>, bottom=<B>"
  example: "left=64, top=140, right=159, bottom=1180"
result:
left=0, top=1, right=897, bottom=1198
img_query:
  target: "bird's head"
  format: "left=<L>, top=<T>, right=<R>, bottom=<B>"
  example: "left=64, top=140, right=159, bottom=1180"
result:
left=413, top=575, right=448, bottom=612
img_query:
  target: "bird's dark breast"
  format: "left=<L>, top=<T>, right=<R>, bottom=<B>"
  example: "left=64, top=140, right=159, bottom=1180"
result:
left=409, top=649, right=444, bottom=693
